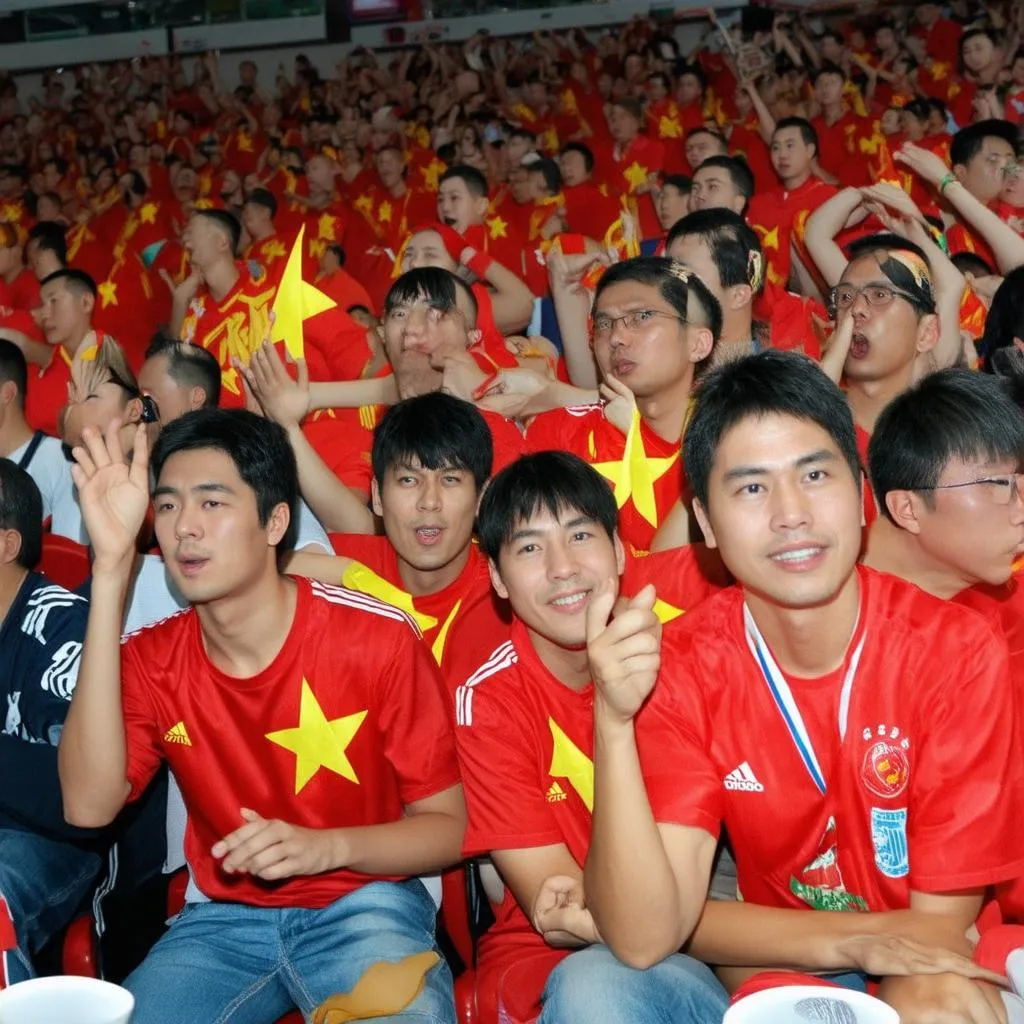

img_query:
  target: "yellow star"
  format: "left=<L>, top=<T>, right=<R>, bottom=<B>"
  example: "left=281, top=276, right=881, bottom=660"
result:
left=342, top=561, right=437, bottom=633
left=591, top=409, right=679, bottom=528
left=139, top=202, right=158, bottom=225
left=317, top=213, right=337, bottom=242
left=549, top=718, right=593, bottom=811
left=354, top=194, right=374, bottom=217
left=378, top=200, right=393, bottom=224
left=271, top=225, right=337, bottom=360
left=237, top=134, right=253, bottom=153
left=759, top=225, right=780, bottom=252
left=658, top=115, right=682, bottom=139
left=421, top=159, right=446, bottom=192
left=98, top=281, right=118, bottom=308
left=487, top=215, right=508, bottom=240
left=262, top=240, right=287, bottom=263
left=266, top=679, right=367, bottom=794
left=540, top=127, right=559, bottom=153
left=623, top=161, right=649, bottom=192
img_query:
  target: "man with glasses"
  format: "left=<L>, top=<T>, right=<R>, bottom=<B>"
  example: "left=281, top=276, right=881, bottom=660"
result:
left=525, top=257, right=721, bottom=553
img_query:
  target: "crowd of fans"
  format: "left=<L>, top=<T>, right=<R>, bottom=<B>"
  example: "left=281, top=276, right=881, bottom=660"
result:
left=4, top=1, right=1024, bottom=1021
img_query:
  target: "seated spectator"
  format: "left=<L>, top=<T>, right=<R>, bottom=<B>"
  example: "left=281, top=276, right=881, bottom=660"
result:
left=0, top=341, right=82, bottom=540
left=0, top=459, right=99, bottom=984
left=60, top=409, right=465, bottom=1023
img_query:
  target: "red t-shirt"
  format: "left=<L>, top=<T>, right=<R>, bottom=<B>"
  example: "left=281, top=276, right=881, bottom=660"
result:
left=638, top=567, right=1024, bottom=913
left=180, top=263, right=277, bottom=406
left=120, top=576, right=460, bottom=908
left=325, top=537, right=511, bottom=680
left=526, top=404, right=685, bottom=554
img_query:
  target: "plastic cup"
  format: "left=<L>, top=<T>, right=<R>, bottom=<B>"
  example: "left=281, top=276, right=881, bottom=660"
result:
left=723, top=985, right=899, bottom=1024
left=0, top=975, right=134, bottom=1024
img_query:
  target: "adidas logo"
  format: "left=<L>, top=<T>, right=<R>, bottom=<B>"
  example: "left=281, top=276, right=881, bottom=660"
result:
left=164, top=721, right=192, bottom=747
left=724, top=761, right=764, bottom=792
left=546, top=781, right=568, bottom=803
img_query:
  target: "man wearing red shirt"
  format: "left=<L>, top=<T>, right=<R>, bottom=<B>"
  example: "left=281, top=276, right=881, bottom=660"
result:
left=290, top=393, right=509, bottom=681
left=173, top=210, right=277, bottom=406
left=60, top=408, right=465, bottom=1024
left=27, top=269, right=108, bottom=437
left=584, top=351, right=1024, bottom=1016
left=747, top=118, right=839, bottom=288
left=913, top=2, right=963, bottom=65
left=455, top=450, right=730, bottom=1024
left=526, top=257, right=721, bottom=553
left=240, top=189, right=290, bottom=281
left=557, top=143, right=622, bottom=243
left=352, top=147, right=436, bottom=255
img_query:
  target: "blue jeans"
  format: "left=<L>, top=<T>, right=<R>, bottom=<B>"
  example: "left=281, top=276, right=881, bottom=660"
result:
left=0, top=828, right=101, bottom=984
left=124, top=879, right=454, bottom=1024
left=538, top=945, right=728, bottom=1024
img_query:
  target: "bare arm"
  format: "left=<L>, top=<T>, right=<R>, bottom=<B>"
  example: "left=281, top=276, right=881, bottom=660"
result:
left=650, top=499, right=693, bottom=550
left=547, top=250, right=602, bottom=390
left=744, top=79, right=776, bottom=144
left=462, top=247, right=534, bottom=333
left=804, top=187, right=865, bottom=287
left=59, top=423, right=150, bottom=828
left=308, top=375, right=398, bottom=411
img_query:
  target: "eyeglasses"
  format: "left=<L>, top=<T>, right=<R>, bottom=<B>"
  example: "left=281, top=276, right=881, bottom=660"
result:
left=828, top=283, right=919, bottom=311
left=592, top=309, right=685, bottom=338
left=916, top=474, right=1023, bottom=506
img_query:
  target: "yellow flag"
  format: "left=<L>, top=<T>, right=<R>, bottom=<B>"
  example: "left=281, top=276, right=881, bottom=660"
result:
left=270, top=225, right=337, bottom=360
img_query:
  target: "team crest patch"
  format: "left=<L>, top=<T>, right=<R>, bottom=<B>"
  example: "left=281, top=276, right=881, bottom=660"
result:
left=861, top=740, right=910, bottom=799
left=871, top=807, right=909, bottom=878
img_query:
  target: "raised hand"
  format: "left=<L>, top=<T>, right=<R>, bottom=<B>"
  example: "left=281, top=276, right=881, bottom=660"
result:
left=70, top=420, right=150, bottom=575
left=894, top=143, right=954, bottom=188
left=235, top=340, right=311, bottom=430
left=600, top=373, right=636, bottom=436
left=586, top=580, right=662, bottom=726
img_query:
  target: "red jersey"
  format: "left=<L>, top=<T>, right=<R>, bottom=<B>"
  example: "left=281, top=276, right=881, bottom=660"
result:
left=24, top=331, right=106, bottom=437
left=526, top=404, right=685, bottom=553
left=597, top=135, right=666, bottom=242
left=0, top=269, right=39, bottom=312
left=351, top=185, right=437, bottom=253
left=811, top=111, right=895, bottom=190
left=729, top=117, right=775, bottom=196
left=325, top=537, right=510, bottom=681
left=120, top=576, right=460, bottom=908
left=245, top=234, right=291, bottom=282
left=560, top=184, right=622, bottom=243
left=638, top=567, right=1024, bottom=913
left=947, top=222, right=999, bottom=274
left=180, top=263, right=277, bottom=405
left=915, top=18, right=963, bottom=65
left=753, top=282, right=827, bottom=360
left=748, top=177, right=839, bottom=287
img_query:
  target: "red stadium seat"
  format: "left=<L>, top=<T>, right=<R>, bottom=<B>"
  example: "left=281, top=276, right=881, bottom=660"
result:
left=38, top=535, right=90, bottom=591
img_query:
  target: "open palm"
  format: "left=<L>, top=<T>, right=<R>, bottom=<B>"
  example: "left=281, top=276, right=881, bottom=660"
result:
left=70, top=422, right=151, bottom=573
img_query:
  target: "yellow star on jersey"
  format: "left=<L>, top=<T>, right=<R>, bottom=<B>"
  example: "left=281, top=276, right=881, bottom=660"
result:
left=623, top=161, right=649, bottom=192
left=342, top=561, right=438, bottom=633
left=317, top=213, right=337, bottom=242
left=98, top=281, right=118, bottom=308
left=270, top=226, right=336, bottom=360
left=591, top=409, right=679, bottom=528
left=354, top=193, right=374, bottom=217
left=262, top=240, right=288, bottom=263
left=378, top=200, right=393, bottom=225
left=236, top=133, right=253, bottom=153
left=549, top=718, right=593, bottom=811
left=421, top=158, right=446, bottom=193
left=487, top=215, right=508, bottom=240
left=658, top=115, right=682, bottom=139
left=759, top=226, right=780, bottom=252
left=139, top=202, right=159, bottom=224
left=266, top=679, right=368, bottom=794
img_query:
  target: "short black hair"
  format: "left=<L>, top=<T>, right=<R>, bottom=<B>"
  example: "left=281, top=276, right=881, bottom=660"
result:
left=0, top=459, right=43, bottom=569
left=676, top=62, right=708, bottom=91
left=477, top=451, right=619, bottom=562
left=508, top=127, right=537, bottom=144
left=592, top=255, right=723, bottom=345
left=372, top=392, right=492, bottom=491
left=325, top=244, right=346, bottom=267
left=144, top=331, right=221, bottom=409
left=843, top=233, right=936, bottom=315
left=611, top=97, right=644, bottom=122
left=560, top=141, right=595, bottom=174
left=901, top=98, right=932, bottom=124
left=244, top=188, right=277, bottom=219
left=869, top=368, right=1024, bottom=521
left=685, top=126, right=727, bottom=151
left=40, top=267, right=97, bottom=299
left=531, top=158, right=562, bottom=195
left=151, top=408, right=298, bottom=561
left=950, top=251, right=994, bottom=278
left=0, top=338, right=27, bottom=408
left=951, top=119, right=1019, bottom=169
left=773, top=117, right=819, bottom=158
left=385, top=266, right=462, bottom=317
left=980, top=267, right=1024, bottom=364
left=439, top=164, right=489, bottom=198
left=810, top=61, right=847, bottom=85
left=26, top=221, right=68, bottom=265
left=693, top=155, right=755, bottom=204
left=683, top=350, right=861, bottom=510
left=661, top=173, right=692, bottom=194
left=195, top=209, right=242, bottom=257
left=667, top=208, right=765, bottom=293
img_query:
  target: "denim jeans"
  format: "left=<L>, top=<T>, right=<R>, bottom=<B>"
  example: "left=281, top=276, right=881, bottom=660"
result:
left=538, top=944, right=729, bottom=1024
left=0, top=828, right=101, bottom=984
left=124, top=878, right=454, bottom=1024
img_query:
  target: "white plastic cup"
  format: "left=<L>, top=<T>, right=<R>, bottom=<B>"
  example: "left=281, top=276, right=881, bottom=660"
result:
left=0, top=975, right=134, bottom=1024
left=723, top=985, right=899, bottom=1024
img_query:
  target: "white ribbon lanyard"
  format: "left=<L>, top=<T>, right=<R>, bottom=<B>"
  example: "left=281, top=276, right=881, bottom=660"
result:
left=743, top=604, right=867, bottom=797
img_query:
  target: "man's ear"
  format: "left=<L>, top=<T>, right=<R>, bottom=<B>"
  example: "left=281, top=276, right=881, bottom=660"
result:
left=189, top=387, right=206, bottom=412
left=915, top=313, right=940, bottom=354
left=953, top=162, right=968, bottom=185
left=885, top=489, right=924, bottom=535
left=691, top=497, right=717, bottom=549
left=0, top=527, right=21, bottom=568
left=727, top=282, right=752, bottom=312
left=0, top=378, right=16, bottom=407
left=125, top=396, right=144, bottom=425
left=467, top=327, right=482, bottom=348
left=266, top=500, right=291, bottom=547
left=370, top=477, right=384, bottom=518
left=474, top=195, right=490, bottom=220
left=488, top=557, right=509, bottom=599
left=613, top=530, right=626, bottom=576
left=689, top=325, right=715, bottom=364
